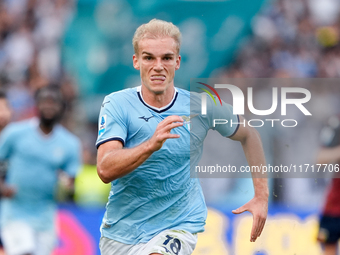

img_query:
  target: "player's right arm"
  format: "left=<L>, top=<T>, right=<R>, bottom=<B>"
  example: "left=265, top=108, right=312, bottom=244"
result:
left=97, top=115, right=183, bottom=183
left=316, top=146, right=340, bottom=164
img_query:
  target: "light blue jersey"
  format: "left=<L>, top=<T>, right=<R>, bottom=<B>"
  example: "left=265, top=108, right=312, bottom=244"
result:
left=0, top=118, right=81, bottom=231
left=96, top=86, right=238, bottom=244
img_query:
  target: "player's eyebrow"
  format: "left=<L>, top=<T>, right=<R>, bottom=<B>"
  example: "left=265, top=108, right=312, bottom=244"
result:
left=163, top=53, right=175, bottom=57
left=142, top=51, right=154, bottom=56
left=141, top=51, right=175, bottom=57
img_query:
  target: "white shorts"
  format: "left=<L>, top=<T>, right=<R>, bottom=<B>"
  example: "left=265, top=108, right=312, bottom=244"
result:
left=99, top=229, right=197, bottom=255
left=1, top=221, right=56, bottom=255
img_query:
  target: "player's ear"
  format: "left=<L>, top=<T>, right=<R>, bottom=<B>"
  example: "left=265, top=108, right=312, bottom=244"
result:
left=175, top=55, right=181, bottom=70
left=133, top=54, right=140, bottom=70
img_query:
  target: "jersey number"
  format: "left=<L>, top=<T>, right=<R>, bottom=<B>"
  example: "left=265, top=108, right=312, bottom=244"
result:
left=162, top=235, right=181, bottom=255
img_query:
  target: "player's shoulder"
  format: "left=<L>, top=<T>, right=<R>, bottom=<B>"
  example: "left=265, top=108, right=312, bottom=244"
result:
left=174, top=87, right=192, bottom=108
left=2, top=118, right=35, bottom=136
left=173, top=88, right=203, bottom=113
left=104, top=86, right=138, bottom=103
left=176, top=88, right=203, bottom=101
left=101, top=87, right=139, bottom=116
left=188, top=91, right=201, bottom=101
left=176, top=87, right=190, bottom=98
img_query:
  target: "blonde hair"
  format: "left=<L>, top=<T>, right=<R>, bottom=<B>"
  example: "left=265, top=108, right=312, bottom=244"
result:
left=132, top=19, right=181, bottom=55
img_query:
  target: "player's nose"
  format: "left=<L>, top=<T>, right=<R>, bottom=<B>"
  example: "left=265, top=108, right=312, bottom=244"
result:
left=153, top=58, right=164, bottom=71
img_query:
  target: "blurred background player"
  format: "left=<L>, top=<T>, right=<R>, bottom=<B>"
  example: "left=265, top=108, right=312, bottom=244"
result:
left=0, top=90, right=11, bottom=255
left=317, top=115, right=340, bottom=255
left=0, top=86, right=81, bottom=255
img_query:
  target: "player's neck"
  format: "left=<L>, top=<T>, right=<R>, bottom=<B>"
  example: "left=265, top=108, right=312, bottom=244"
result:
left=141, top=86, right=175, bottom=108
left=39, top=122, right=54, bottom=135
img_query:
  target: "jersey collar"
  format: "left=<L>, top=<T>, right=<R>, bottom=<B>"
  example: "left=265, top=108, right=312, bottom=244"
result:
left=136, top=86, right=178, bottom=113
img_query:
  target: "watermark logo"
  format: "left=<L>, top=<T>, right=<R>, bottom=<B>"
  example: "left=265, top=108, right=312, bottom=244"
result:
left=198, top=83, right=312, bottom=128
left=198, top=82, right=222, bottom=115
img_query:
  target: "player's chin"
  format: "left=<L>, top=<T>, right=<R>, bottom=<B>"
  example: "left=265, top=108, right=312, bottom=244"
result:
left=40, top=115, right=60, bottom=125
left=149, top=83, right=168, bottom=94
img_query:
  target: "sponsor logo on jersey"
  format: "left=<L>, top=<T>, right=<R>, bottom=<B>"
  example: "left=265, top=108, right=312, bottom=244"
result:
left=139, top=115, right=154, bottom=122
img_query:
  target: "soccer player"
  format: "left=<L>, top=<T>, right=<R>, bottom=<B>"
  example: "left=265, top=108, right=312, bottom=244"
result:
left=317, top=115, right=340, bottom=255
left=96, top=19, right=268, bottom=255
left=0, top=86, right=81, bottom=255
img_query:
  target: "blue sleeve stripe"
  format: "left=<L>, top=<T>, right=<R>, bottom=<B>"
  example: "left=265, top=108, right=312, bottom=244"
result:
left=227, top=115, right=240, bottom=138
left=96, top=137, right=125, bottom=149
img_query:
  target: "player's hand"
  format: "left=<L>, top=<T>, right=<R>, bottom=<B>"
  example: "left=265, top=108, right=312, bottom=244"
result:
left=59, top=172, right=75, bottom=192
left=232, top=196, right=268, bottom=242
left=0, top=184, right=16, bottom=198
left=148, top=115, right=183, bottom=152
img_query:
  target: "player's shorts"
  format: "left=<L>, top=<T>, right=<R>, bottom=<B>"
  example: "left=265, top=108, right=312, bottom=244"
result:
left=99, top=229, right=197, bottom=255
left=1, top=221, right=56, bottom=255
left=317, top=215, right=340, bottom=244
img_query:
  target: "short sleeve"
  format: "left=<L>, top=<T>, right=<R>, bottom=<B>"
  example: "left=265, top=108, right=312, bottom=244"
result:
left=62, top=137, right=82, bottom=177
left=205, top=95, right=239, bottom=137
left=96, top=95, right=128, bottom=149
left=0, top=124, right=16, bottom=160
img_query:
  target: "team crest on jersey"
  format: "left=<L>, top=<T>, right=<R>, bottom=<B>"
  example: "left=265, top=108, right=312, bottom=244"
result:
left=181, top=114, right=198, bottom=131
left=98, top=115, right=107, bottom=136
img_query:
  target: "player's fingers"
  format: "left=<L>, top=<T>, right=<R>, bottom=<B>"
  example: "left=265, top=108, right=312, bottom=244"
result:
left=255, top=215, right=267, bottom=239
left=257, top=218, right=266, bottom=237
left=232, top=205, right=248, bottom=214
left=254, top=217, right=262, bottom=239
left=161, top=122, right=183, bottom=133
left=253, top=214, right=266, bottom=241
left=250, top=217, right=258, bottom=242
left=162, top=133, right=181, bottom=139
left=156, top=116, right=183, bottom=131
left=161, top=115, right=184, bottom=126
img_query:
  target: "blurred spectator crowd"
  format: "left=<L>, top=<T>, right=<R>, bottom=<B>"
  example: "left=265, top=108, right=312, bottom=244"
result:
left=1, top=0, right=340, bottom=126
left=0, top=0, right=100, bottom=165
left=225, top=0, right=340, bottom=79
left=0, top=0, right=77, bottom=123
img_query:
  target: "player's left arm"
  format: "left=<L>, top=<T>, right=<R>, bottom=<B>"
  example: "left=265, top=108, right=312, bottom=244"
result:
left=229, top=115, right=269, bottom=242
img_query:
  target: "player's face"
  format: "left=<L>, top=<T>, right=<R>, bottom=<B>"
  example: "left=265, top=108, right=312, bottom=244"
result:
left=37, top=94, right=62, bottom=125
left=0, top=98, right=11, bottom=131
left=133, top=37, right=181, bottom=95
